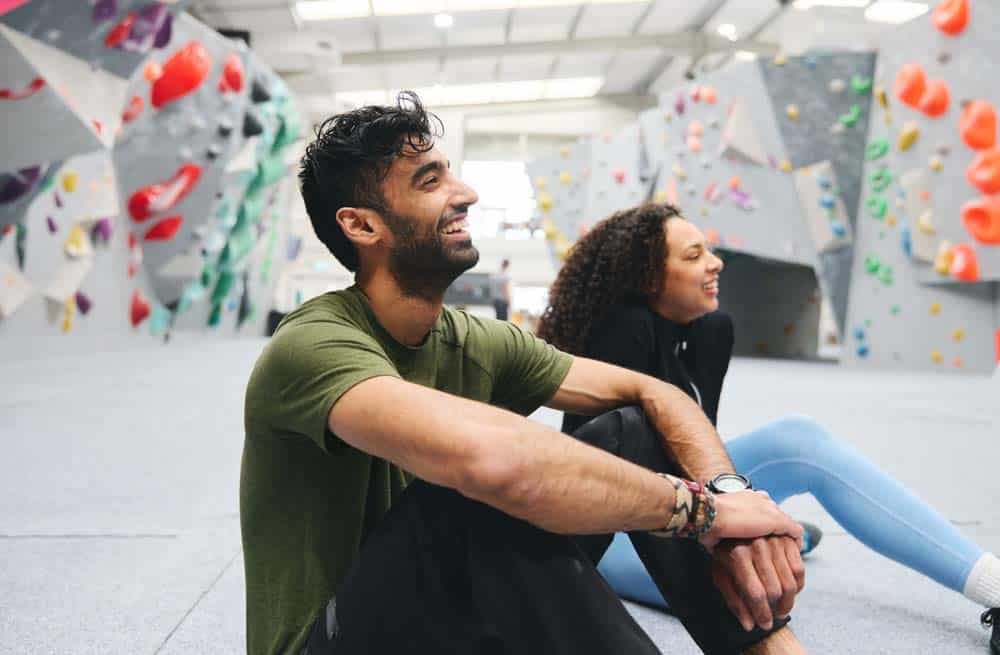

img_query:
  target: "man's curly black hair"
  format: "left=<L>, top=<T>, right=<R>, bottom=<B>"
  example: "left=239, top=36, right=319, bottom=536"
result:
left=298, top=91, right=443, bottom=272
left=537, top=203, right=684, bottom=355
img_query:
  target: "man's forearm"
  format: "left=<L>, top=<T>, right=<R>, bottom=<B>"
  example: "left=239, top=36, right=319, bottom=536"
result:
left=639, top=378, right=735, bottom=482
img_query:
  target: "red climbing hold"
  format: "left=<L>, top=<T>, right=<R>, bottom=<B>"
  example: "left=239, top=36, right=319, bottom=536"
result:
left=143, top=215, right=183, bottom=241
left=995, top=328, right=1000, bottom=364
left=130, top=289, right=151, bottom=327
left=965, top=148, right=1000, bottom=194
left=893, top=63, right=926, bottom=108
left=917, top=79, right=950, bottom=117
left=612, top=168, right=626, bottom=184
left=104, top=12, right=136, bottom=48
left=151, top=41, right=211, bottom=109
left=219, top=53, right=245, bottom=93
left=128, top=163, right=201, bottom=222
left=949, top=243, right=980, bottom=282
left=960, top=196, right=1000, bottom=244
left=122, top=95, right=144, bottom=123
left=960, top=101, right=996, bottom=150
left=932, top=0, right=968, bottom=36
left=0, top=77, right=45, bottom=101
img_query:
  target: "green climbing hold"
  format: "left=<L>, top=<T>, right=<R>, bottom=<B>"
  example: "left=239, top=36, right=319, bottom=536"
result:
left=864, top=319, right=873, bottom=328
left=211, top=270, right=235, bottom=305
left=200, top=263, right=216, bottom=288
left=877, top=264, right=893, bottom=285
left=864, top=254, right=881, bottom=273
left=850, top=75, right=873, bottom=95
left=866, top=195, right=888, bottom=219
left=840, top=104, right=862, bottom=127
left=208, top=302, right=222, bottom=328
left=865, top=138, right=889, bottom=161
left=890, top=304, right=900, bottom=315
left=869, top=167, right=893, bottom=192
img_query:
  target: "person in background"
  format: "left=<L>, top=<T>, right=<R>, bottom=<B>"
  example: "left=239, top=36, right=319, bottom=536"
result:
left=490, top=258, right=512, bottom=320
left=538, top=202, right=1000, bottom=654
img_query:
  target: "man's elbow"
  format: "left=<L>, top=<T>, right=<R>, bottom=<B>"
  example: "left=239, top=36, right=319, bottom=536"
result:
left=451, top=430, right=533, bottom=510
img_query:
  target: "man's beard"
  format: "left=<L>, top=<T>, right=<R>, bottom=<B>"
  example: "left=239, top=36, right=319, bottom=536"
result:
left=382, top=207, right=479, bottom=301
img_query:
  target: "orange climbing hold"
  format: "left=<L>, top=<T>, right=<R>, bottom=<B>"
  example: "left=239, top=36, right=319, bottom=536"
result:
left=706, top=229, right=720, bottom=245
left=965, top=148, right=1000, bottom=194
left=686, top=135, right=703, bottom=152
left=949, top=243, right=980, bottom=282
left=932, top=0, right=969, bottom=36
left=727, top=176, right=741, bottom=190
left=917, top=79, right=950, bottom=117
left=960, top=196, right=1000, bottom=244
left=960, top=101, right=996, bottom=150
left=893, top=63, right=926, bottom=108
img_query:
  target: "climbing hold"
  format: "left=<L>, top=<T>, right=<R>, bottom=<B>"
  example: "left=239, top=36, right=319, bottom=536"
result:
left=819, top=194, right=836, bottom=210
left=104, top=12, right=136, bottom=48
left=219, top=53, right=245, bottom=93
left=612, top=168, right=626, bottom=184
left=952, top=357, right=964, bottom=369
left=537, top=193, right=553, bottom=212
left=854, top=326, right=867, bottom=341
left=949, top=243, right=980, bottom=281
left=866, top=195, right=888, bottom=219
left=653, top=189, right=668, bottom=204
left=864, top=254, right=882, bottom=273
left=929, top=155, right=943, bottom=171
left=242, top=110, right=263, bottom=138
left=960, top=101, right=996, bottom=150
left=866, top=140, right=889, bottom=162
left=706, top=229, right=720, bottom=245
left=559, top=146, right=570, bottom=158
left=890, top=305, right=901, bottom=315
left=857, top=344, right=870, bottom=358
left=64, top=225, right=88, bottom=257
left=779, top=159, right=792, bottom=173
left=917, top=79, right=950, bottom=117
left=672, top=163, right=688, bottom=181
left=875, top=85, right=889, bottom=109
left=130, top=289, right=151, bottom=327
left=786, top=104, right=800, bottom=120
left=46, top=216, right=57, bottom=233
left=534, top=177, right=547, bottom=189
left=937, top=52, right=952, bottom=65
left=91, top=217, right=113, bottom=244
left=674, top=93, right=685, bottom=116
left=934, top=241, right=954, bottom=275
left=75, top=290, right=92, bottom=315
left=966, top=148, right=1000, bottom=194
left=898, top=121, right=920, bottom=151
left=774, top=53, right=787, bottom=66
left=870, top=167, right=893, bottom=191
left=686, top=135, right=703, bottom=152
left=122, top=95, right=144, bottom=123
left=128, top=163, right=202, bottom=222
left=893, top=63, right=926, bottom=108
left=701, top=86, right=717, bottom=104
left=559, top=171, right=572, bottom=185
left=728, top=176, right=741, bottom=191
left=952, top=328, right=965, bottom=341
left=850, top=75, right=873, bottom=95
left=61, top=172, right=78, bottom=193
left=877, top=264, right=894, bottom=285
left=901, top=224, right=912, bottom=256
left=818, top=175, right=832, bottom=190
left=932, top=0, right=969, bottom=36
left=92, top=0, right=116, bottom=23
left=217, top=118, right=233, bottom=138
left=930, top=350, right=944, bottom=364
left=917, top=210, right=936, bottom=235
left=930, top=302, right=942, bottom=315
left=828, top=78, right=846, bottom=94
left=830, top=122, right=846, bottom=135
left=143, top=215, right=183, bottom=241
left=960, top=196, right=1000, bottom=244
left=151, top=41, right=211, bottom=109
left=250, top=77, right=271, bottom=104
left=688, top=120, right=704, bottom=136
left=831, top=221, right=847, bottom=237
left=887, top=214, right=898, bottom=227
left=143, top=60, right=162, bottom=82
left=205, top=144, right=222, bottom=161
left=663, top=112, right=672, bottom=123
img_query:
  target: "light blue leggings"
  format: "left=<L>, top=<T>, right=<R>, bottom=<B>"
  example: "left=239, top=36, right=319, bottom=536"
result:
left=598, top=414, right=984, bottom=608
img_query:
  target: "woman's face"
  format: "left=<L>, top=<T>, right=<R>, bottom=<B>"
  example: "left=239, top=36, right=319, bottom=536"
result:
left=652, top=217, right=724, bottom=324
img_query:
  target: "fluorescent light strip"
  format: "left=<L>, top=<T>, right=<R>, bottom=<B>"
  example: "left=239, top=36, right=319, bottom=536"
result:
left=335, top=76, right=604, bottom=107
left=864, top=0, right=929, bottom=24
left=296, top=0, right=648, bottom=20
left=792, top=0, right=871, bottom=8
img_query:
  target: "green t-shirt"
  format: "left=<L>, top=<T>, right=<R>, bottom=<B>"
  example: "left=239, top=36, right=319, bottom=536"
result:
left=240, top=286, right=573, bottom=655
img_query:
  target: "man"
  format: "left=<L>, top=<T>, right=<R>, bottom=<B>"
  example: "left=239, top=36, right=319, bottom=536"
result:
left=241, top=91, right=809, bottom=655
left=489, top=258, right=512, bottom=320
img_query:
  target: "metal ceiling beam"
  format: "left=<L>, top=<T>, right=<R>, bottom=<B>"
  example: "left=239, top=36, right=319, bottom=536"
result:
left=340, top=31, right=779, bottom=67
left=632, top=0, right=728, bottom=95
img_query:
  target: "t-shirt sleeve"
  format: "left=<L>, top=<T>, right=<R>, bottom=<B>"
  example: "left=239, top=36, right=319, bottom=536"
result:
left=584, top=306, right=657, bottom=376
left=247, top=320, right=400, bottom=452
left=477, top=318, right=573, bottom=415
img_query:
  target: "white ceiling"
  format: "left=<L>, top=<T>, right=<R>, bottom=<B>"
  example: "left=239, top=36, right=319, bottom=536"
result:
left=191, top=0, right=917, bottom=114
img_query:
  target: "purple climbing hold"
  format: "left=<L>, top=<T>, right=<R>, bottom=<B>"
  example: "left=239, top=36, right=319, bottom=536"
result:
left=120, top=3, right=170, bottom=54
left=92, top=0, right=117, bottom=23
left=54, top=191, right=63, bottom=208
left=674, top=93, right=685, bottom=116
left=91, top=217, right=114, bottom=243
left=153, top=10, right=173, bottom=49
left=46, top=216, right=57, bottom=233
left=0, top=166, right=43, bottom=204
left=75, top=291, right=93, bottom=315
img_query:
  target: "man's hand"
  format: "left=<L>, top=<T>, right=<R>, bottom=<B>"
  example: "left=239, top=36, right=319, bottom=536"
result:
left=697, top=490, right=803, bottom=550
left=711, top=536, right=806, bottom=632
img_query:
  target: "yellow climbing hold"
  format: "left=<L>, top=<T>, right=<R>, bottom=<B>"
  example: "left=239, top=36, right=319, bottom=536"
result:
left=875, top=85, right=889, bottom=109
left=917, top=210, right=936, bottom=235
left=951, top=328, right=965, bottom=341
left=535, top=176, right=548, bottom=189
left=653, top=189, right=668, bottom=203
left=929, top=156, right=943, bottom=172
left=887, top=214, right=898, bottom=227
left=541, top=218, right=558, bottom=239
left=779, top=159, right=792, bottom=173
left=60, top=296, right=75, bottom=334
left=898, top=121, right=920, bottom=151
left=934, top=240, right=954, bottom=275
left=63, top=225, right=88, bottom=258
left=930, top=350, right=943, bottom=364
left=663, top=112, right=673, bottom=122
left=61, top=171, right=78, bottom=193
left=786, top=104, right=800, bottom=120
left=929, top=302, right=942, bottom=315
left=559, top=146, right=570, bottom=158
left=538, top=193, right=554, bottom=213
left=774, top=53, right=787, bottom=66
left=671, top=163, right=688, bottom=181
left=559, top=171, right=572, bottom=185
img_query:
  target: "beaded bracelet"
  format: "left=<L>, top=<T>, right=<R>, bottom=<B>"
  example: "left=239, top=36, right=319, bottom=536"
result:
left=650, top=473, right=717, bottom=539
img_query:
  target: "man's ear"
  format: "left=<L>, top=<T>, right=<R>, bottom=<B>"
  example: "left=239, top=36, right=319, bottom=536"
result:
left=336, top=207, right=384, bottom=249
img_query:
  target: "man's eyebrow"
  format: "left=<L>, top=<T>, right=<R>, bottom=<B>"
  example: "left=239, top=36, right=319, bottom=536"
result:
left=410, top=160, right=445, bottom=187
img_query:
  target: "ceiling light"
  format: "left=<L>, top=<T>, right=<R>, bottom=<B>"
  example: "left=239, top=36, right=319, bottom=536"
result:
left=434, top=12, right=455, bottom=28
left=294, top=0, right=370, bottom=21
left=734, top=50, right=757, bottom=61
left=864, top=0, right=929, bottom=23
left=370, top=0, right=649, bottom=18
left=792, top=0, right=871, bottom=9
left=334, top=76, right=605, bottom=108
left=716, top=23, right=738, bottom=42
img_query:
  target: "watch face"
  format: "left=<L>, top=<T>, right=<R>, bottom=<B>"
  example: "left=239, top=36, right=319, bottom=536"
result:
left=714, top=474, right=750, bottom=493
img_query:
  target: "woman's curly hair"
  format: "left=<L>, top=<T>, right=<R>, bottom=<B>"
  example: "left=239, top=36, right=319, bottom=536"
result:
left=537, top=203, right=683, bottom=354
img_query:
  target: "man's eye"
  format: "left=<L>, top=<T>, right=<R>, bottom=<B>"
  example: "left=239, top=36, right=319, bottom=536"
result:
left=424, top=176, right=438, bottom=186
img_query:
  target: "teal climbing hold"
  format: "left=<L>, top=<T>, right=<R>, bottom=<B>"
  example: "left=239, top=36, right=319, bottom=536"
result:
left=869, top=167, right=892, bottom=192
left=890, top=304, right=900, bottom=315
left=865, top=138, right=889, bottom=161
left=866, top=195, right=888, bottom=219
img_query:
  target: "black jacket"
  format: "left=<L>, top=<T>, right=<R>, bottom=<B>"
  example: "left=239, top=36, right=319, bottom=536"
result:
left=561, top=304, right=734, bottom=434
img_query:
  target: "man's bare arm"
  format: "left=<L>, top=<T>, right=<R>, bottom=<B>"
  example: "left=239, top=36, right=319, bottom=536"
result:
left=547, top=356, right=735, bottom=482
left=327, top=374, right=798, bottom=540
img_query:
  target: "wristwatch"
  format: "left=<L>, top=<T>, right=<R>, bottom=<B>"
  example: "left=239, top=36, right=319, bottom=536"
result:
left=707, top=472, right=752, bottom=494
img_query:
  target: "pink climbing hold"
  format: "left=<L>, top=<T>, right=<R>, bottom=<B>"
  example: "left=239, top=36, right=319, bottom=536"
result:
left=612, top=168, right=626, bottom=185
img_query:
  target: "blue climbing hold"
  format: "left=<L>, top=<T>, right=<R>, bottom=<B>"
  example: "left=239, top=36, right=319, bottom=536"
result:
left=818, top=175, right=832, bottom=189
left=857, top=344, right=870, bottom=357
left=831, top=221, right=846, bottom=237
left=853, top=326, right=866, bottom=341
left=820, top=194, right=836, bottom=210
left=901, top=225, right=912, bottom=258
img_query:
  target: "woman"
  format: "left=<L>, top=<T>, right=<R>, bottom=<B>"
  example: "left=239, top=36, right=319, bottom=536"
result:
left=537, top=203, right=999, bottom=649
